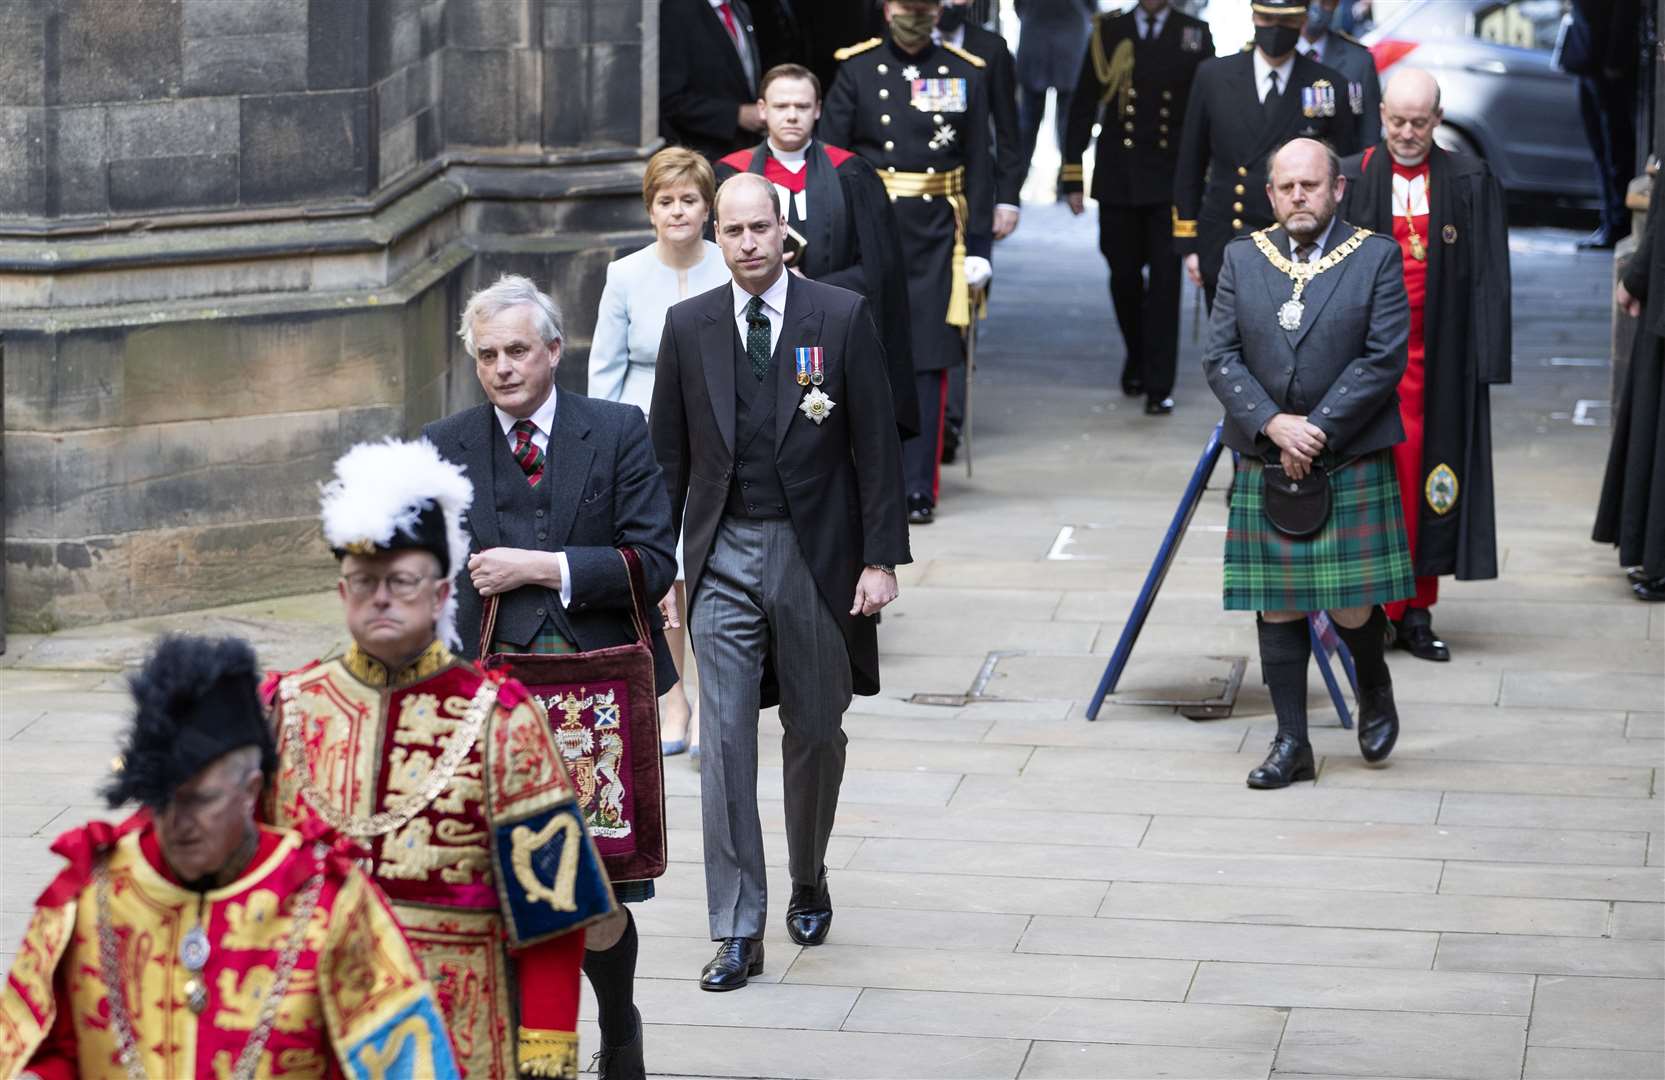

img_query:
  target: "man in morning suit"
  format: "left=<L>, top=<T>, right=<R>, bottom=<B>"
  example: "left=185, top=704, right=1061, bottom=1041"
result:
left=1206, top=137, right=1412, bottom=790
left=660, top=0, right=767, bottom=160
left=1061, top=0, right=1213, bottom=416
left=1297, top=0, right=1381, bottom=148
left=420, top=273, right=679, bottom=1079
left=651, top=173, right=910, bottom=990
left=1174, top=0, right=1359, bottom=304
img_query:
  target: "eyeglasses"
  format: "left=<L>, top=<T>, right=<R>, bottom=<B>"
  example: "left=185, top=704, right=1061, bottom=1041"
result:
left=341, top=571, right=432, bottom=601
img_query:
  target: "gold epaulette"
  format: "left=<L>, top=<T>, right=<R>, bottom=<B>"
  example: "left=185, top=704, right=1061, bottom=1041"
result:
left=834, top=37, right=881, bottom=61
left=1333, top=28, right=1361, bottom=44
left=941, top=41, right=986, bottom=68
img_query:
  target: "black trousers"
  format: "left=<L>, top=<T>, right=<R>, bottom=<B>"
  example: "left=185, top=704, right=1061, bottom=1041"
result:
left=1100, top=201, right=1183, bottom=401
left=1577, top=72, right=1638, bottom=236
left=903, top=369, right=946, bottom=502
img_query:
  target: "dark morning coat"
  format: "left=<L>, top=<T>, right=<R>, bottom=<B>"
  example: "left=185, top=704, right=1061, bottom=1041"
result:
left=650, top=274, right=911, bottom=703
left=659, top=0, right=764, bottom=160
left=421, top=393, right=679, bottom=691
left=1340, top=144, right=1511, bottom=581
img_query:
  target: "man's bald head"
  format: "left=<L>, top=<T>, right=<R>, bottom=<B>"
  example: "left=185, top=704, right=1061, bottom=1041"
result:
left=1381, top=68, right=1442, bottom=166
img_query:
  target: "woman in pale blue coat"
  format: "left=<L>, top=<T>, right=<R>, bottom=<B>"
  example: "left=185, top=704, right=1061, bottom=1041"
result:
left=589, top=147, right=729, bottom=758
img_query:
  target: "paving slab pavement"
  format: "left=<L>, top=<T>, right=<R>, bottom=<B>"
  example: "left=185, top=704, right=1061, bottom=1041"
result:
left=2, top=205, right=1661, bottom=1077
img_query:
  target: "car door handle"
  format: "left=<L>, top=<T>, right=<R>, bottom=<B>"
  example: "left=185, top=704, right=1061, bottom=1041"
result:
left=1463, top=59, right=1509, bottom=75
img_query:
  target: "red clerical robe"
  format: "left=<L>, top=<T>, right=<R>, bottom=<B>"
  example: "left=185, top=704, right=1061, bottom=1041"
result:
left=264, top=641, right=614, bottom=1080
left=0, top=814, right=458, bottom=1079
left=1385, top=156, right=1440, bottom=618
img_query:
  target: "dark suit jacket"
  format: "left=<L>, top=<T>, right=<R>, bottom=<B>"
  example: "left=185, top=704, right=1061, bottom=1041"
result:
left=650, top=274, right=911, bottom=700
left=1013, top=0, right=1095, bottom=90
left=1204, top=220, right=1409, bottom=458
left=660, top=0, right=763, bottom=159
left=422, top=393, right=680, bottom=691
left=959, top=22, right=1025, bottom=207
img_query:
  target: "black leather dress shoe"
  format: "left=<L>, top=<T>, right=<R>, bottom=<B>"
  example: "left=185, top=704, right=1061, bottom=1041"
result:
left=1246, top=734, right=1316, bottom=789
left=907, top=492, right=934, bottom=525
left=1121, top=371, right=1143, bottom=397
left=1633, top=576, right=1665, bottom=602
left=699, top=937, right=763, bottom=992
left=940, top=422, right=961, bottom=464
left=1392, top=618, right=1450, bottom=661
left=1627, top=567, right=1650, bottom=585
left=1355, top=683, right=1400, bottom=763
left=785, top=868, right=833, bottom=946
left=1145, top=397, right=1174, bottom=416
left=1577, top=226, right=1623, bottom=250
left=590, top=1006, right=645, bottom=1080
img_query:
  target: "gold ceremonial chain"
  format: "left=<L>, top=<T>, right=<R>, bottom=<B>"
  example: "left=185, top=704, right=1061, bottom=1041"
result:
left=96, top=848, right=327, bottom=1080
left=1404, top=198, right=1426, bottom=261
left=1251, top=226, right=1371, bottom=330
left=279, top=673, right=500, bottom=839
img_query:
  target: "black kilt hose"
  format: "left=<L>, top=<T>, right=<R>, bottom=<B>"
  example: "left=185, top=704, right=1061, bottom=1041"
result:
left=1226, top=452, right=1415, bottom=613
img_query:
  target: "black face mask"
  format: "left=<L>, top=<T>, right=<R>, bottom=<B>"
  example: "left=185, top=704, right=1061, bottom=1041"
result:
left=1254, top=23, right=1302, bottom=58
left=937, top=7, right=967, bottom=33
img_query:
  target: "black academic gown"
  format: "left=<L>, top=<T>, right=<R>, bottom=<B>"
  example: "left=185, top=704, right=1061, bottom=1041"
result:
left=1594, top=178, right=1665, bottom=577
left=1340, top=145, right=1512, bottom=581
left=715, top=140, right=922, bottom=436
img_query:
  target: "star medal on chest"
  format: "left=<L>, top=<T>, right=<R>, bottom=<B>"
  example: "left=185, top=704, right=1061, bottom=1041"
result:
left=795, top=347, right=834, bottom=423
left=181, top=903, right=211, bottom=1014
left=901, top=64, right=921, bottom=82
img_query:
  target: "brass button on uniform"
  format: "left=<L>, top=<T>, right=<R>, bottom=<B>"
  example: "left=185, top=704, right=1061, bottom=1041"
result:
left=938, top=65, right=949, bottom=74
left=880, top=114, right=891, bottom=125
left=925, top=166, right=935, bottom=174
left=884, top=140, right=895, bottom=150
left=923, top=193, right=933, bottom=201
left=1124, top=121, right=1135, bottom=132
left=1126, top=105, right=1136, bottom=115
left=879, top=88, right=889, bottom=99
left=1123, top=137, right=1134, bottom=148
left=1128, top=87, right=1138, bottom=98
left=1232, top=217, right=1243, bottom=229
left=1159, top=107, right=1170, bottom=118
left=1158, top=124, right=1168, bottom=133
left=1234, top=183, right=1245, bottom=195
left=1158, top=139, right=1168, bottom=149
left=933, top=114, right=944, bottom=123
left=877, top=63, right=888, bottom=74
left=1162, top=90, right=1172, bottom=100
left=1237, top=165, right=1248, bottom=176
left=1233, top=201, right=1243, bottom=212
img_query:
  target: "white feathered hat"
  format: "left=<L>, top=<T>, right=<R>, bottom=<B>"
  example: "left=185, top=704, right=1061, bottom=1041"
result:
left=319, top=439, right=473, bottom=650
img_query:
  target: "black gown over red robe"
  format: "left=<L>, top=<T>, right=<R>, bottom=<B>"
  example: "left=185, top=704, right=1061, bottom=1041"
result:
left=717, top=139, right=921, bottom=436
left=1341, top=144, right=1512, bottom=583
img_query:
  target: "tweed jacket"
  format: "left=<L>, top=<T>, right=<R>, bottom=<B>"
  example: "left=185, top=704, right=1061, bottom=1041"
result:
left=1204, top=218, right=1409, bottom=458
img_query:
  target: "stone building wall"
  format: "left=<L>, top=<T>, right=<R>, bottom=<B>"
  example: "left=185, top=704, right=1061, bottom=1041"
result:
left=1, top=0, right=660, bottom=632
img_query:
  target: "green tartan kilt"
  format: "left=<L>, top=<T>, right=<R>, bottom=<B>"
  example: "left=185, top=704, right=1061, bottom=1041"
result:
left=1224, top=450, right=1415, bottom=612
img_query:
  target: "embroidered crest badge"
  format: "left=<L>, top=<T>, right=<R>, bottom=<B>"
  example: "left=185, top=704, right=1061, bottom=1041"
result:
left=1425, top=463, right=1459, bottom=515
left=1442, top=223, right=1459, bottom=244
left=1181, top=25, right=1203, bottom=51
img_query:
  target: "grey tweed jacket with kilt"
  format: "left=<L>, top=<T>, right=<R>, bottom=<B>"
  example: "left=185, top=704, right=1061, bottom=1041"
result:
left=1203, top=220, right=1409, bottom=460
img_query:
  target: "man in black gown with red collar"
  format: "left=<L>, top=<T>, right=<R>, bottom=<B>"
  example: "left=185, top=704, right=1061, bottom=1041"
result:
left=716, top=63, right=920, bottom=437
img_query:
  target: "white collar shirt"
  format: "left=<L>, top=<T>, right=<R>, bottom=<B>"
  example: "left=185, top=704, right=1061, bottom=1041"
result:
left=1135, top=5, right=1169, bottom=40
left=733, top=269, right=789, bottom=357
left=494, top=389, right=557, bottom=454
left=1253, top=48, right=1295, bottom=101
left=1296, top=32, right=1328, bottom=63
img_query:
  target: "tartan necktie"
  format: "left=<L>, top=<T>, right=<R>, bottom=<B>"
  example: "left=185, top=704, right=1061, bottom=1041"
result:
left=1295, top=241, right=1317, bottom=262
left=510, top=419, right=545, bottom=487
left=745, top=294, right=772, bottom=380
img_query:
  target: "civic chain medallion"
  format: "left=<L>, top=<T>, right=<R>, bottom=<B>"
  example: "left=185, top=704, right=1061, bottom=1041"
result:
left=1252, top=227, right=1371, bottom=332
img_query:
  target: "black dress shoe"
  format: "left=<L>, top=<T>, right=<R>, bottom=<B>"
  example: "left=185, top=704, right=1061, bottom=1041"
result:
left=699, top=937, right=764, bottom=992
left=1633, top=576, right=1665, bottom=602
left=907, top=492, right=934, bottom=525
left=1121, top=378, right=1144, bottom=398
left=1627, top=567, right=1650, bottom=585
left=590, top=1006, right=645, bottom=1080
left=1144, top=397, right=1174, bottom=415
left=785, top=868, right=833, bottom=946
left=1392, top=618, right=1450, bottom=661
left=1246, top=734, right=1316, bottom=789
left=940, top=422, right=961, bottom=464
left=1355, top=683, right=1400, bottom=763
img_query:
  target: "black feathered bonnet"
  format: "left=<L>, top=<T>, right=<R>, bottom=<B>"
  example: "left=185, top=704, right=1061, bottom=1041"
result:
left=102, top=635, right=276, bottom=810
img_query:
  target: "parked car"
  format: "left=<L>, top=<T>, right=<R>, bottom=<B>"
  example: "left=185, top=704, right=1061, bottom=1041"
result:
left=1364, top=0, right=1598, bottom=201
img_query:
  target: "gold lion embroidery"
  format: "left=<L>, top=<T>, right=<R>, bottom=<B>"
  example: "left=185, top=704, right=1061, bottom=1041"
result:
left=379, top=818, right=491, bottom=883
left=212, top=966, right=315, bottom=1034
left=510, top=813, right=582, bottom=912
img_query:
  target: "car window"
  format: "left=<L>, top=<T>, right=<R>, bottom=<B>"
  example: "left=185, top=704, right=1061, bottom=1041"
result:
left=1473, top=0, right=1564, bottom=51
left=1369, top=0, right=1471, bottom=42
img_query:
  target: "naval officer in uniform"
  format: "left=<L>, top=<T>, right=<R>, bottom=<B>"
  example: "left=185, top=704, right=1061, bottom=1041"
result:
left=820, top=0, right=996, bottom=526
left=1061, top=0, right=1213, bottom=415
left=1173, top=0, right=1359, bottom=304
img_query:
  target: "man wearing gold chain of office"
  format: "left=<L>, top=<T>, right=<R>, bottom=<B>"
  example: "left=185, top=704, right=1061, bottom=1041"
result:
left=263, top=439, right=615, bottom=1080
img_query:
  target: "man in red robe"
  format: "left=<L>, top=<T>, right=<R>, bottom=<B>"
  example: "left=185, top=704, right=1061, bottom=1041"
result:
left=1340, top=68, right=1512, bottom=661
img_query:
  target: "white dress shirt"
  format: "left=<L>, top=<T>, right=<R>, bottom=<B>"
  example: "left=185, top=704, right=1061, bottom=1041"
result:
left=1135, top=4, right=1170, bottom=40
left=733, top=268, right=789, bottom=356
left=1253, top=48, right=1295, bottom=102
left=1296, top=32, right=1328, bottom=65
left=493, top=391, right=573, bottom=607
